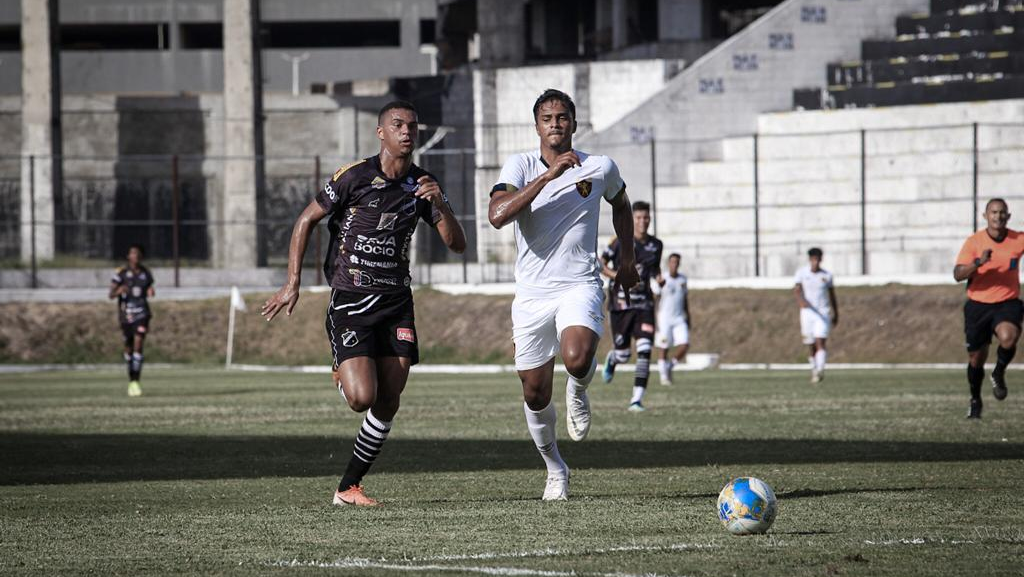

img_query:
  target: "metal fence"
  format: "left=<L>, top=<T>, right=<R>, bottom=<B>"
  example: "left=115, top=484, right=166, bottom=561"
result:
left=2, top=119, right=1023, bottom=286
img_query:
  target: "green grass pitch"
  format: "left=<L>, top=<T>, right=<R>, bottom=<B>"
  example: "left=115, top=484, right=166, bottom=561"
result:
left=2, top=367, right=1023, bottom=576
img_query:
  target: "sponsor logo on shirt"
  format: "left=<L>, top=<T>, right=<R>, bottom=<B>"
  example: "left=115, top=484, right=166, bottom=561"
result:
left=368, top=197, right=381, bottom=208
left=396, top=327, right=415, bottom=343
left=354, top=234, right=396, bottom=256
left=324, top=182, right=338, bottom=202
left=350, top=269, right=402, bottom=288
left=576, top=179, right=593, bottom=198
left=371, top=176, right=387, bottom=190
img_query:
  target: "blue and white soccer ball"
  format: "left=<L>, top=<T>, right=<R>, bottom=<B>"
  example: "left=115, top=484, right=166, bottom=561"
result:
left=717, top=477, right=778, bottom=535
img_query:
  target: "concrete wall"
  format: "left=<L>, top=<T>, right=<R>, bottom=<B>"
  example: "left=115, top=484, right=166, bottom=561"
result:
left=656, top=99, right=1024, bottom=279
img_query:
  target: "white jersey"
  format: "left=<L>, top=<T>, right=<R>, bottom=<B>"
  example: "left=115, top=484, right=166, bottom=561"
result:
left=794, top=265, right=834, bottom=314
left=657, top=272, right=688, bottom=323
left=494, top=149, right=625, bottom=296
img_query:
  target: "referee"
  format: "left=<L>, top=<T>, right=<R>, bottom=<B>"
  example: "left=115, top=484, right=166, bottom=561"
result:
left=954, top=198, right=1024, bottom=419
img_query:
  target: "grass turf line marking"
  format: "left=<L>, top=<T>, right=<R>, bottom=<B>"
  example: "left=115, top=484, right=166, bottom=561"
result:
left=410, top=542, right=718, bottom=562
left=269, top=558, right=692, bottom=577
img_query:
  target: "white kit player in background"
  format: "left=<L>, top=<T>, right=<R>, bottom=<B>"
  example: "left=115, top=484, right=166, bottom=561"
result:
left=793, top=247, right=839, bottom=383
left=488, top=89, right=638, bottom=501
left=654, top=253, right=690, bottom=385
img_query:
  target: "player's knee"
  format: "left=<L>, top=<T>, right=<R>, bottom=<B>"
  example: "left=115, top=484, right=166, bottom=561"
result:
left=346, top=389, right=376, bottom=412
left=522, top=384, right=552, bottom=410
left=563, top=351, right=591, bottom=378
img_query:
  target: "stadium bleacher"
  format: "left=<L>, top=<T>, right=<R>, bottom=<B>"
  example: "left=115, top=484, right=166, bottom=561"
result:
left=795, top=0, right=1024, bottom=109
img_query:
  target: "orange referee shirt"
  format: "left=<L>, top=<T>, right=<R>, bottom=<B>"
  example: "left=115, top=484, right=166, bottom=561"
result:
left=956, top=229, right=1024, bottom=303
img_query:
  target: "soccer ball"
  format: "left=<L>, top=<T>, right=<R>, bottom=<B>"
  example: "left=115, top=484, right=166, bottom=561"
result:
left=717, top=477, right=777, bottom=535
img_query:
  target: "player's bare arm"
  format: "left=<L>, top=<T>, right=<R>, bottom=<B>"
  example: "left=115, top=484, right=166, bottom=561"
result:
left=261, top=200, right=328, bottom=321
left=608, top=189, right=639, bottom=298
left=953, top=248, right=992, bottom=281
left=488, top=150, right=581, bottom=229
left=109, top=281, right=126, bottom=300
left=416, top=175, right=466, bottom=253
left=828, top=286, right=839, bottom=326
left=793, top=284, right=810, bottom=308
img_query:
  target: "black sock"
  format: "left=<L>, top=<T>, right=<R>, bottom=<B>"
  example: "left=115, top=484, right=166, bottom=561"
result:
left=634, top=349, right=651, bottom=388
left=967, top=364, right=984, bottom=400
left=994, top=346, right=1016, bottom=376
left=338, top=410, right=392, bottom=491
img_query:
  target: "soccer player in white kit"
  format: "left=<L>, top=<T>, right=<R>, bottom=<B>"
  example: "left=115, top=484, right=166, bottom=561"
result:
left=488, top=89, right=639, bottom=500
left=793, top=247, right=839, bottom=383
left=655, top=253, right=690, bottom=385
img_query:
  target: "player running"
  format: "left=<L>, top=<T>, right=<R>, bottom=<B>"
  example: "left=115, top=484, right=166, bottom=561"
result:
left=488, top=89, right=638, bottom=500
left=109, top=244, right=154, bottom=397
left=655, top=253, right=689, bottom=386
left=261, top=101, right=466, bottom=506
left=954, top=198, right=1024, bottom=419
left=793, top=247, right=838, bottom=383
left=601, top=201, right=663, bottom=411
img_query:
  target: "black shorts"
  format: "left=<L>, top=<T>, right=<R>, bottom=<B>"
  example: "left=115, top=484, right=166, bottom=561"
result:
left=120, top=317, right=150, bottom=346
left=325, top=289, right=419, bottom=366
left=964, top=298, right=1024, bottom=352
left=609, top=308, right=656, bottom=350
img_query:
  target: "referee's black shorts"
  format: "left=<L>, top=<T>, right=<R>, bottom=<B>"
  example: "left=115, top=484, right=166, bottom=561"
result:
left=964, top=298, right=1024, bottom=352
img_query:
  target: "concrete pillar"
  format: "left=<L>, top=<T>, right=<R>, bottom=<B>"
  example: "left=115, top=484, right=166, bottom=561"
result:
left=611, top=0, right=628, bottom=49
left=19, top=0, right=60, bottom=263
left=477, top=0, right=525, bottom=67
left=221, top=0, right=264, bottom=267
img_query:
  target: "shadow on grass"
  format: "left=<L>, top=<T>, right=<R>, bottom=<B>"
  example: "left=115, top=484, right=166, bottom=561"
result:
left=2, top=434, right=1022, bottom=485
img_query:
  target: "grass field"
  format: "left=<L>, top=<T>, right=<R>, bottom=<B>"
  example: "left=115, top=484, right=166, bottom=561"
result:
left=2, top=367, right=1023, bottom=576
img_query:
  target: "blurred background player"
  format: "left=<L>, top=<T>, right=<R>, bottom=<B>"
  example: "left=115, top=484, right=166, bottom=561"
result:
left=793, top=247, right=838, bottom=383
left=601, top=201, right=663, bottom=411
left=488, top=89, right=637, bottom=500
left=654, top=253, right=690, bottom=385
left=261, top=101, right=466, bottom=506
left=954, top=198, right=1024, bottom=419
left=109, top=244, right=154, bottom=397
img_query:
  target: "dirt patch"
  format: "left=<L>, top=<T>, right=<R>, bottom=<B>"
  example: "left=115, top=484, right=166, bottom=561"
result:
left=0, top=284, right=968, bottom=365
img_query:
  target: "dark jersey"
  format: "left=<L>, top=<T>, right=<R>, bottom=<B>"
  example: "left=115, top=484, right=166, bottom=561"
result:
left=602, top=235, right=663, bottom=311
left=111, top=265, right=154, bottom=323
left=317, top=155, right=448, bottom=294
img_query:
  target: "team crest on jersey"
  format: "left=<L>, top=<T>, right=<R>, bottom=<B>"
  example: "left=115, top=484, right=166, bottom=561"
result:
left=576, top=179, right=593, bottom=198
left=371, top=176, right=387, bottom=190
left=377, top=212, right=398, bottom=230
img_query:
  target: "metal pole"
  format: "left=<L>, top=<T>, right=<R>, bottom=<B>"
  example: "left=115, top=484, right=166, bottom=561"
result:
left=649, top=137, right=657, bottom=236
left=460, top=149, right=469, bottom=284
left=29, top=155, right=37, bottom=289
left=752, top=134, right=760, bottom=277
left=860, top=129, right=867, bottom=275
left=972, top=122, right=979, bottom=231
left=314, top=155, right=323, bottom=286
left=172, top=154, right=181, bottom=288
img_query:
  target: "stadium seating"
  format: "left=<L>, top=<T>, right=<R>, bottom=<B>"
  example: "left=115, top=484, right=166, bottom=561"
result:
left=795, top=0, right=1024, bottom=109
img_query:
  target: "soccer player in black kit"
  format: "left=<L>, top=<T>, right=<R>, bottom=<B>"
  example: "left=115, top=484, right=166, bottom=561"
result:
left=600, top=201, right=663, bottom=411
left=261, top=101, right=466, bottom=506
left=109, top=244, right=154, bottom=397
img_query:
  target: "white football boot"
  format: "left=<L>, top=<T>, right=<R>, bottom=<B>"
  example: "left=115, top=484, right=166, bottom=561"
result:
left=542, top=467, right=570, bottom=501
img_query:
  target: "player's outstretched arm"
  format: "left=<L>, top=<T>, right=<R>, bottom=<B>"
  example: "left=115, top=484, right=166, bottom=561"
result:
left=488, top=150, right=580, bottom=229
left=261, top=200, right=328, bottom=322
left=416, top=175, right=466, bottom=253
left=608, top=189, right=639, bottom=299
left=953, top=249, right=991, bottom=281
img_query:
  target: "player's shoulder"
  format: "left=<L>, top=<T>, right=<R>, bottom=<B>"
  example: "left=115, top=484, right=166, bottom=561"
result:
left=648, top=235, right=664, bottom=249
left=502, top=150, right=540, bottom=168
left=112, top=266, right=126, bottom=280
left=330, top=158, right=370, bottom=184
left=578, top=150, right=616, bottom=170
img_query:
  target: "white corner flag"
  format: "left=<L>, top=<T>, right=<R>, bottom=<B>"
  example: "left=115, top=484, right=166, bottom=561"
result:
left=225, top=286, right=246, bottom=368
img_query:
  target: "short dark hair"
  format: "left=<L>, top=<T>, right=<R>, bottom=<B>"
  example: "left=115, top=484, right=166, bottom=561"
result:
left=128, top=244, right=145, bottom=256
left=632, top=201, right=651, bottom=212
left=532, top=89, right=575, bottom=122
left=808, top=247, right=823, bottom=258
left=378, top=100, right=417, bottom=125
left=668, top=253, right=681, bottom=260
left=986, top=197, right=1008, bottom=211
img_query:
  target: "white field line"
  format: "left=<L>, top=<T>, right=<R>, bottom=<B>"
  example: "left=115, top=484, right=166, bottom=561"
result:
left=409, top=542, right=718, bottom=562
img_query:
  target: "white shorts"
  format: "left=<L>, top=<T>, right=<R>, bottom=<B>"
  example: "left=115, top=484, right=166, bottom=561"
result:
left=512, top=283, right=605, bottom=371
left=800, top=308, right=831, bottom=344
left=655, top=319, right=689, bottom=349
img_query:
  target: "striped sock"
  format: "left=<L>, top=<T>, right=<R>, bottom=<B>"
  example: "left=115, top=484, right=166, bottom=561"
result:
left=338, top=410, right=392, bottom=490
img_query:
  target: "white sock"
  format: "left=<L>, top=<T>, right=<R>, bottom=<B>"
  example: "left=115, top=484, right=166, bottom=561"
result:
left=808, top=356, right=815, bottom=369
left=568, top=355, right=597, bottom=392
left=658, top=359, right=669, bottom=378
left=630, top=385, right=646, bottom=404
left=524, top=402, right=567, bottom=476
left=814, top=349, right=827, bottom=372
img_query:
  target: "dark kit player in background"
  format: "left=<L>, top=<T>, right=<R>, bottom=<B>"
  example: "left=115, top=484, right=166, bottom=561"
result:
left=601, top=201, right=663, bottom=411
left=109, top=244, right=154, bottom=397
left=262, top=101, right=466, bottom=506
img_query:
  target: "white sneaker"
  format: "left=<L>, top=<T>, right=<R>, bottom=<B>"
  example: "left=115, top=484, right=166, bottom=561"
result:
left=565, top=378, right=591, bottom=441
left=810, top=369, right=821, bottom=384
left=628, top=401, right=646, bottom=412
left=542, top=468, right=570, bottom=501
left=660, top=363, right=674, bottom=386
